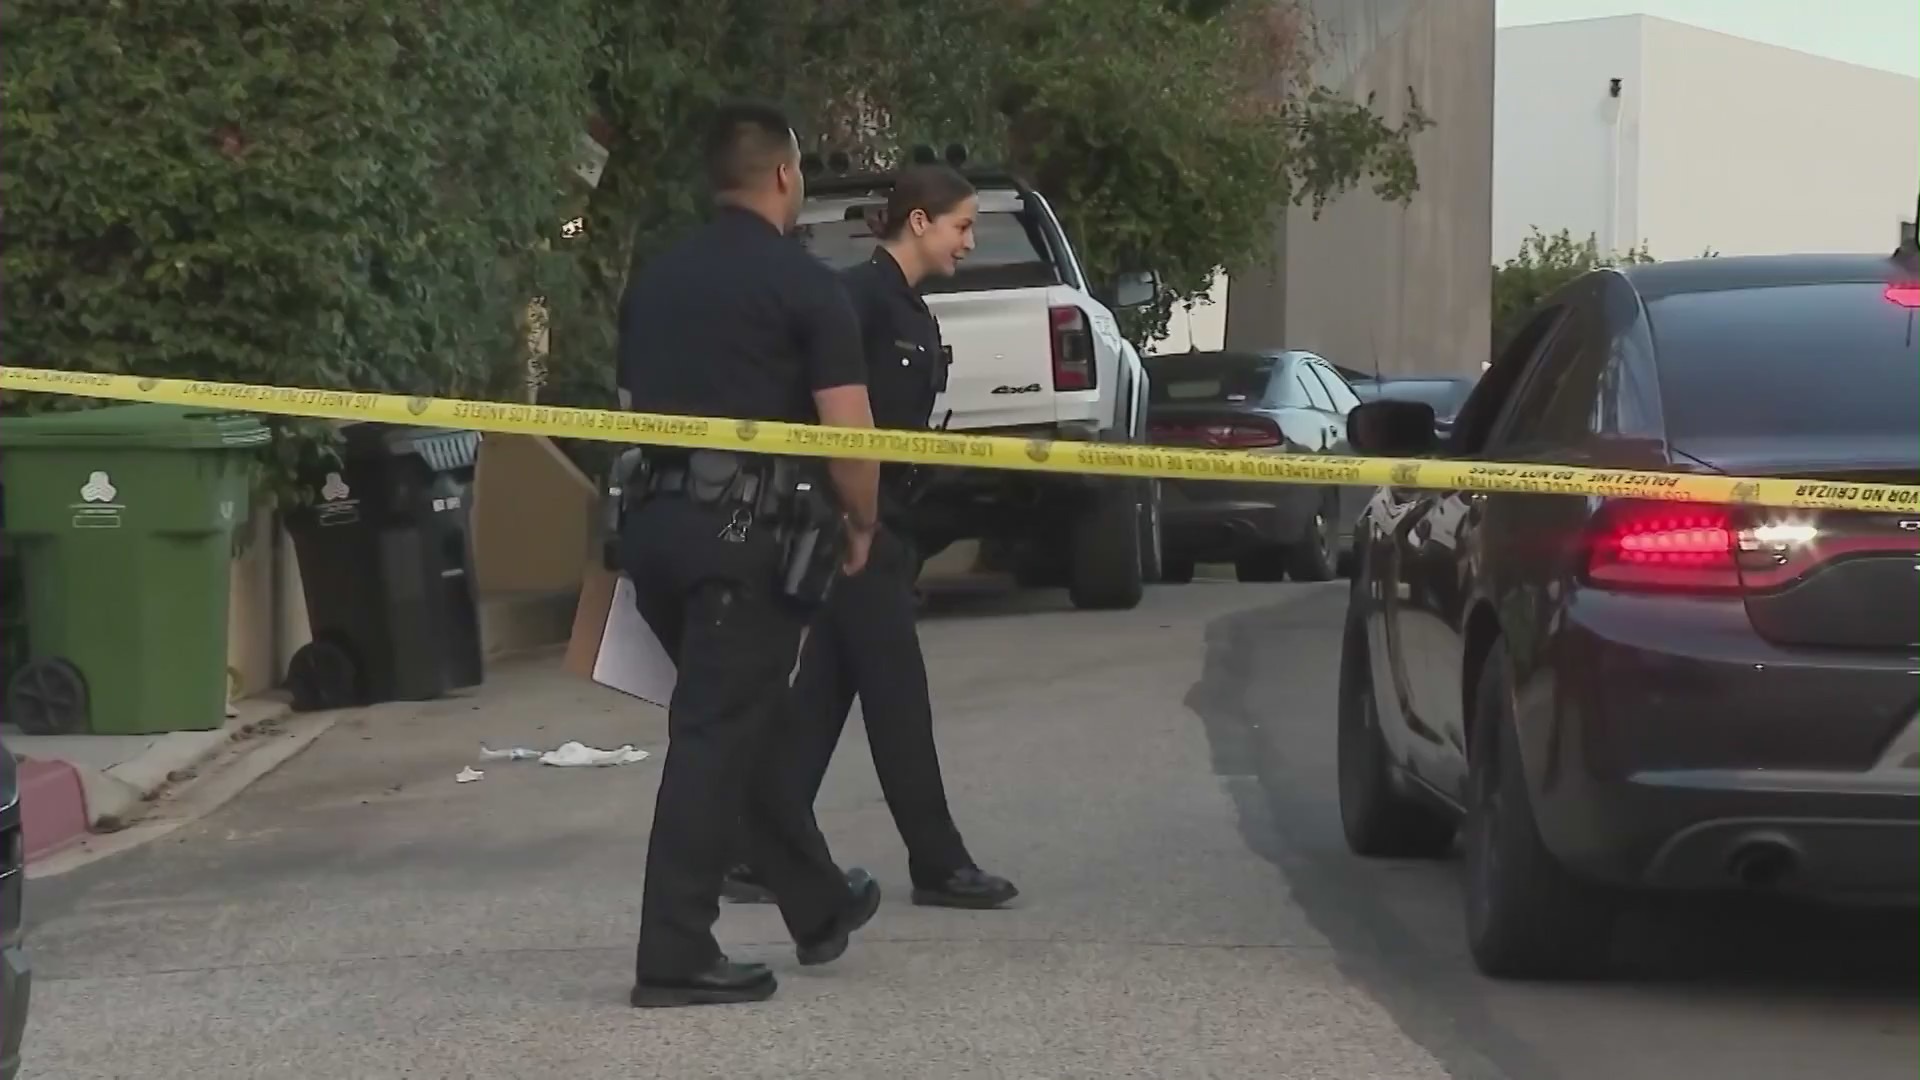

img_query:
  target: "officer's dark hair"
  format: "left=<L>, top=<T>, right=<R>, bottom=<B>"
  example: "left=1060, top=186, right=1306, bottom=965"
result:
left=879, top=165, right=977, bottom=240
left=703, top=99, right=797, bottom=195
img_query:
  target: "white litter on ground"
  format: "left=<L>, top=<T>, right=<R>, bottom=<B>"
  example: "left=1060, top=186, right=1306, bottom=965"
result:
left=478, top=742, right=651, bottom=768
left=455, top=766, right=485, bottom=784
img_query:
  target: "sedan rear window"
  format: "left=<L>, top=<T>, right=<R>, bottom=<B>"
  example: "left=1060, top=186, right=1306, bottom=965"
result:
left=1147, top=358, right=1274, bottom=404
left=1648, top=282, right=1920, bottom=441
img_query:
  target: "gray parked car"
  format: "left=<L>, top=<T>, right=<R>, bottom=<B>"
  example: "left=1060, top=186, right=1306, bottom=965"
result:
left=1145, top=350, right=1368, bottom=584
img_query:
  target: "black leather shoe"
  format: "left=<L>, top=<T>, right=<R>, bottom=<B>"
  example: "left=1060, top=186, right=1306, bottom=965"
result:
left=631, top=958, right=776, bottom=1008
left=911, top=866, right=1019, bottom=910
left=721, top=864, right=776, bottom=905
left=796, top=868, right=882, bottom=966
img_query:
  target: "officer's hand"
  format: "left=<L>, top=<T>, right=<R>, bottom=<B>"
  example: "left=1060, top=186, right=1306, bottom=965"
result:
left=842, top=519, right=877, bottom=576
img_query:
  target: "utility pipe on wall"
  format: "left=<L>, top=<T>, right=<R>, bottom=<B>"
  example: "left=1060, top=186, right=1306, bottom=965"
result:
left=1604, top=77, right=1624, bottom=256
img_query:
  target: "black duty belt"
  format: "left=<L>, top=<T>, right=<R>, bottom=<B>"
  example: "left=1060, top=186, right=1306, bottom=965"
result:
left=638, top=451, right=771, bottom=511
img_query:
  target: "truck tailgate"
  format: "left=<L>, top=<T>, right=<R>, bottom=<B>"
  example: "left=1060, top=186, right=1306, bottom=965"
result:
left=927, top=288, right=1057, bottom=429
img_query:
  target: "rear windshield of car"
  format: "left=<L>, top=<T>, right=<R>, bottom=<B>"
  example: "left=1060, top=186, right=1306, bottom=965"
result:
left=1147, top=357, right=1274, bottom=404
left=1353, top=378, right=1473, bottom=418
left=794, top=209, right=1059, bottom=294
left=1647, top=282, right=1920, bottom=441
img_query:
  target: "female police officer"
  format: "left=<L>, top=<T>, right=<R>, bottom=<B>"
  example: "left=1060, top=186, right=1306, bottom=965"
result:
left=725, top=163, right=1018, bottom=910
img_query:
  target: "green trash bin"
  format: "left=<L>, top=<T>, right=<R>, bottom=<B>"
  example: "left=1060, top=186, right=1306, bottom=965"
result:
left=0, top=403, right=268, bottom=735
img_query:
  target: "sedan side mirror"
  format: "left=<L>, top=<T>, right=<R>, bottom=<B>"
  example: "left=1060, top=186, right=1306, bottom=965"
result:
left=1111, top=269, right=1159, bottom=309
left=1348, top=400, right=1439, bottom=458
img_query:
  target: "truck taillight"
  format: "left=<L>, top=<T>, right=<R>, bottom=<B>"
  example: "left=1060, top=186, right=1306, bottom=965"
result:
left=1050, top=306, right=1094, bottom=391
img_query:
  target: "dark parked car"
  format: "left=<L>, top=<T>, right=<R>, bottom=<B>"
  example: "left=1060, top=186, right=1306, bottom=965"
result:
left=1145, top=350, right=1367, bottom=584
left=1, top=735, right=26, bottom=1080
left=1351, top=376, right=1476, bottom=436
left=1337, top=253, right=1920, bottom=979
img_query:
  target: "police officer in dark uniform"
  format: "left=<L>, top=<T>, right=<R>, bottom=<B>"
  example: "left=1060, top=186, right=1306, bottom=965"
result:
left=723, top=164, right=1018, bottom=911
left=617, top=100, right=886, bottom=1009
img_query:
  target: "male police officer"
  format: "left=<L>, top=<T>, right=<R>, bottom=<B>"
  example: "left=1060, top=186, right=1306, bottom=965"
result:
left=617, top=100, right=885, bottom=1008
left=723, top=164, right=1018, bottom=910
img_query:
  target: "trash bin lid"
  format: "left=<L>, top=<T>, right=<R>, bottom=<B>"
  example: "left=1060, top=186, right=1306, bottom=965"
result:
left=0, top=403, right=271, bottom=450
left=341, top=424, right=481, bottom=472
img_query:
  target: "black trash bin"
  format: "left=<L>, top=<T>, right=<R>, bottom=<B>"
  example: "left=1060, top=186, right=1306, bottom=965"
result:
left=284, top=425, right=484, bottom=711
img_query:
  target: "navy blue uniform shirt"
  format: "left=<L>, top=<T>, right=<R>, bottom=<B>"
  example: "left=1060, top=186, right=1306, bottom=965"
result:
left=839, top=247, right=947, bottom=432
left=619, top=207, right=866, bottom=424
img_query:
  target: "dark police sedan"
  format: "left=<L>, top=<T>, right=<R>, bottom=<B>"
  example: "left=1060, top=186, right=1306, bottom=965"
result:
left=1336, top=252, right=1920, bottom=979
left=1350, top=375, right=1476, bottom=438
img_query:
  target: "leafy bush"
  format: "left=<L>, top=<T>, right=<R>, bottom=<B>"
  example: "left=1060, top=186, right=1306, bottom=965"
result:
left=1490, top=228, right=1653, bottom=346
left=1490, top=227, right=1722, bottom=347
left=545, top=0, right=1432, bottom=395
left=1, top=1, right=594, bottom=491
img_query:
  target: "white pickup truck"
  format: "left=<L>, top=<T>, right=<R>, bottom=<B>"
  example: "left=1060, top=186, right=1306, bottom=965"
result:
left=796, top=170, right=1161, bottom=610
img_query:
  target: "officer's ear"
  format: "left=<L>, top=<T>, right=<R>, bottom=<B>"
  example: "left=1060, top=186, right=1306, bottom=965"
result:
left=908, top=208, right=930, bottom=237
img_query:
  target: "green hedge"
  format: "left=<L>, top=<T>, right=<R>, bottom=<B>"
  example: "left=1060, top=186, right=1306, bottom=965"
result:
left=2, top=1, right=594, bottom=484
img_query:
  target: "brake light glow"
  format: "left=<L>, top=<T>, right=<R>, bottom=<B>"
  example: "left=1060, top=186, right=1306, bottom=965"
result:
left=1584, top=500, right=1835, bottom=594
left=1050, top=306, right=1094, bottom=391
left=1587, top=501, right=1740, bottom=591
left=1886, top=283, right=1920, bottom=308
left=1149, top=417, right=1281, bottom=449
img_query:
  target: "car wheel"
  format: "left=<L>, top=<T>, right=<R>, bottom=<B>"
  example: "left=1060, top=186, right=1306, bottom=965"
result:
left=286, top=637, right=361, bottom=713
left=1462, top=643, right=1619, bottom=979
left=5, top=657, right=90, bottom=736
left=1067, top=479, right=1145, bottom=610
left=1337, top=610, right=1455, bottom=858
left=1234, top=548, right=1289, bottom=583
left=1161, top=555, right=1197, bottom=585
left=1286, top=494, right=1339, bottom=582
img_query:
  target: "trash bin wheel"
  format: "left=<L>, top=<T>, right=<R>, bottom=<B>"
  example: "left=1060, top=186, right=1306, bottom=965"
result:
left=6, top=657, right=90, bottom=735
left=286, top=639, right=359, bottom=713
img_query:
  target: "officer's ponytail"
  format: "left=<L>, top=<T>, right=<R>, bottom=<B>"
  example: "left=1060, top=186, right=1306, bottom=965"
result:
left=879, top=165, right=977, bottom=240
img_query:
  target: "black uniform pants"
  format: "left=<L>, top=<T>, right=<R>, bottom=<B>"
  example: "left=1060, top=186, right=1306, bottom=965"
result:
left=621, top=496, right=849, bottom=981
left=782, top=526, right=972, bottom=886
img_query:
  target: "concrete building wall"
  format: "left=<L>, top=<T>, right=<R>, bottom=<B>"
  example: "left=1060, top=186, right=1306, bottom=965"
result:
left=1223, top=0, right=1495, bottom=378
left=1492, top=18, right=1645, bottom=259
left=1636, top=18, right=1919, bottom=258
left=1495, top=17, right=1920, bottom=260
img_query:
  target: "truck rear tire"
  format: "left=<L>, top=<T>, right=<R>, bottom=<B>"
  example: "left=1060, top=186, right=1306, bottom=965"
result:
left=1068, top=480, right=1145, bottom=611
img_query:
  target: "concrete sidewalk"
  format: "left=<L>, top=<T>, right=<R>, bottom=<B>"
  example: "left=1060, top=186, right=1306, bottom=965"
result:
left=8, top=545, right=993, bottom=867
left=6, top=695, right=293, bottom=863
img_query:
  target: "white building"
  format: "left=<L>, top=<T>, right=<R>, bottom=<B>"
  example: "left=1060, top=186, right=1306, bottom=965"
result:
left=1494, top=15, right=1920, bottom=261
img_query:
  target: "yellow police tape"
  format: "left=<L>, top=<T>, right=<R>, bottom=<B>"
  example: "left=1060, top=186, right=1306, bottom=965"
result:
left=4, top=366, right=1917, bottom=514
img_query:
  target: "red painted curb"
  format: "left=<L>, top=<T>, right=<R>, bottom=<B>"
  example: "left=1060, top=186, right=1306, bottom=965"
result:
left=16, top=758, right=90, bottom=863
